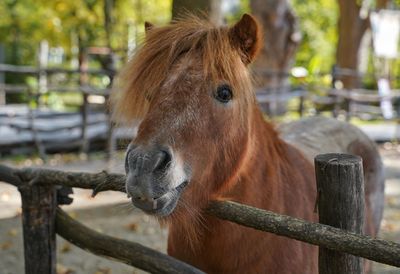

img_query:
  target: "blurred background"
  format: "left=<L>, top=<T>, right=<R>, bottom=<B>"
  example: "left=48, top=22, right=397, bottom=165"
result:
left=0, top=0, right=399, bottom=273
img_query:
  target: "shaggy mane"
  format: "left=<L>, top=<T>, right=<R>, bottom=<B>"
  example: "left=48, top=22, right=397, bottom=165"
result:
left=111, top=15, right=254, bottom=123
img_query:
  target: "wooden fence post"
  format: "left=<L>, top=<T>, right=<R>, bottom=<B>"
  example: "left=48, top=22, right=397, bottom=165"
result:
left=79, top=49, right=89, bottom=154
left=19, top=184, right=57, bottom=274
left=0, top=43, right=4, bottom=105
left=315, top=153, right=365, bottom=274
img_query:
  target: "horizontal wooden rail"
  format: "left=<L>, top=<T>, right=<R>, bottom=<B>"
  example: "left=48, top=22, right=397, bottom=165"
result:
left=207, top=201, right=400, bottom=267
left=329, top=89, right=400, bottom=102
left=0, top=64, right=115, bottom=76
left=0, top=84, right=111, bottom=95
left=56, top=207, right=203, bottom=274
left=0, top=164, right=399, bottom=268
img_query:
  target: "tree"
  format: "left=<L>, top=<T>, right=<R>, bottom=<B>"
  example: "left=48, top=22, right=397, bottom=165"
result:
left=336, top=0, right=390, bottom=88
left=172, top=0, right=222, bottom=25
left=0, top=0, right=173, bottom=67
left=291, top=0, right=338, bottom=76
left=250, top=0, right=301, bottom=114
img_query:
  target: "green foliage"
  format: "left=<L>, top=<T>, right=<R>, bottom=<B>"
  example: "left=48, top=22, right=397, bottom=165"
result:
left=3, top=0, right=398, bottom=91
left=0, top=0, right=339, bottom=76
left=0, top=0, right=172, bottom=108
left=223, top=0, right=338, bottom=78
left=224, top=0, right=250, bottom=24
left=292, top=0, right=338, bottom=75
left=0, top=0, right=172, bottom=65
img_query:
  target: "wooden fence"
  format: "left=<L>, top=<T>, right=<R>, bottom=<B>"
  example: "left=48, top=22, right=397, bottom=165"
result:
left=0, top=153, right=399, bottom=273
left=0, top=46, right=115, bottom=158
left=2, top=58, right=400, bottom=158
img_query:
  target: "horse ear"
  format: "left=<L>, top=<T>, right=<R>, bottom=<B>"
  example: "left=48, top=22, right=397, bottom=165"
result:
left=229, top=14, right=262, bottom=65
left=144, top=21, right=154, bottom=33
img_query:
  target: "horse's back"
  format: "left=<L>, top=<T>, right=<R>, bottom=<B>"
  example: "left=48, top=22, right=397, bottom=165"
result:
left=279, top=117, right=385, bottom=237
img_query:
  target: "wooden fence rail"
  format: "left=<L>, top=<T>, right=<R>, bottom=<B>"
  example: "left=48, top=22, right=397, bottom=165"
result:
left=0, top=63, right=116, bottom=76
left=0, top=59, right=114, bottom=157
left=56, top=207, right=204, bottom=274
left=0, top=154, right=399, bottom=273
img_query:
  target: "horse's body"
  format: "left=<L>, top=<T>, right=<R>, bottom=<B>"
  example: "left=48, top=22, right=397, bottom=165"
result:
left=168, top=116, right=384, bottom=274
left=280, top=117, right=385, bottom=239
left=168, top=110, right=320, bottom=273
left=112, top=14, right=385, bottom=274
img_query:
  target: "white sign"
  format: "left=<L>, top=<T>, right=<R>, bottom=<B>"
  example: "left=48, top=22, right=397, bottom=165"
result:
left=370, top=10, right=400, bottom=59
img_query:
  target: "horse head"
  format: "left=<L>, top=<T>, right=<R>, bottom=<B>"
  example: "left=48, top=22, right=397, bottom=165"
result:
left=112, top=14, right=262, bottom=219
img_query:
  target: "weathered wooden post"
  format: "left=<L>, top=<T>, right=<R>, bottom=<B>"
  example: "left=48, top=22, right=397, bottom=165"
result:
left=79, top=49, right=89, bottom=154
left=104, top=52, right=116, bottom=162
left=315, top=153, right=365, bottom=274
left=38, top=40, right=49, bottom=98
left=0, top=44, right=5, bottom=105
left=19, top=184, right=57, bottom=274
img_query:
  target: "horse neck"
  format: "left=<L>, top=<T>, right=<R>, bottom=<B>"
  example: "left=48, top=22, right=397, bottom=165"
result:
left=218, top=106, right=290, bottom=209
left=167, top=106, right=304, bottom=259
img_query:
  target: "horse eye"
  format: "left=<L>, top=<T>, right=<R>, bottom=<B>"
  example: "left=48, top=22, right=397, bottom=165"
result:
left=215, top=85, right=233, bottom=103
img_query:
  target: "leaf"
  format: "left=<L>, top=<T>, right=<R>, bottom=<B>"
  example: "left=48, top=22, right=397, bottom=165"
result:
left=56, top=263, right=74, bottom=274
left=125, top=222, right=139, bottom=232
left=61, top=242, right=71, bottom=253
left=7, top=228, right=17, bottom=237
left=94, top=267, right=111, bottom=274
left=0, top=241, right=12, bottom=250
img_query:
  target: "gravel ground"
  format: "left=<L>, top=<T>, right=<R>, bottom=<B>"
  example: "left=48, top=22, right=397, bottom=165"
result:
left=0, top=145, right=399, bottom=274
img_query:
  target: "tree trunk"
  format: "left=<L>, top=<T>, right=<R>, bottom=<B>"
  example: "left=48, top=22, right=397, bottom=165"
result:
left=104, top=0, right=114, bottom=48
left=377, top=0, right=390, bottom=9
left=250, top=0, right=301, bottom=115
left=172, top=0, right=222, bottom=25
left=336, top=0, right=369, bottom=89
left=336, top=0, right=390, bottom=89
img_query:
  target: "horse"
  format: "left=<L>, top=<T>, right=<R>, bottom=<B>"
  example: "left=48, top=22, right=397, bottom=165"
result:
left=111, top=14, right=385, bottom=273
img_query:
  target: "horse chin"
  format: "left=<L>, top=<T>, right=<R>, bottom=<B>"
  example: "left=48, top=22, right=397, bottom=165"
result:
left=131, top=181, right=189, bottom=218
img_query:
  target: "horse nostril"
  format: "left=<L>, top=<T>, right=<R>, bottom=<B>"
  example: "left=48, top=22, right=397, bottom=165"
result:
left=125, top=146, right=172, bottom=175
left=125, top=144, right=138, bottom=174
left=153, top=149, right=172, bottom=172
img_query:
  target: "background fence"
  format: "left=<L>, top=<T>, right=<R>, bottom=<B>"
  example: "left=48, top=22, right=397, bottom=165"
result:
left=1, top=51, right=400, bottom=159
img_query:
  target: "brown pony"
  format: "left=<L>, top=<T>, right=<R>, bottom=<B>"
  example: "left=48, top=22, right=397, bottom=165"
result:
left=111, top=14, right=385, bottom=273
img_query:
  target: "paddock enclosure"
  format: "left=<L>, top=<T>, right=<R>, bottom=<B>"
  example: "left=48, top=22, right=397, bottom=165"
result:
left=1, top=11, right=400, bottom=274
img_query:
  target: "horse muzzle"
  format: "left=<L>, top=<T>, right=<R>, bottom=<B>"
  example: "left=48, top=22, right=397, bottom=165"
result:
left=125, top=145, right=189, bottom=216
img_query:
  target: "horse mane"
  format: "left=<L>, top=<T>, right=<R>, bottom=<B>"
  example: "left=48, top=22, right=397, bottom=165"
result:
left=111, top=15, right=255, bottom=123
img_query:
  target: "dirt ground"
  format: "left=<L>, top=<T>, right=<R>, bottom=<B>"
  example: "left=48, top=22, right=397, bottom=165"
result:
left=0, top=145, right=399, bottom=274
